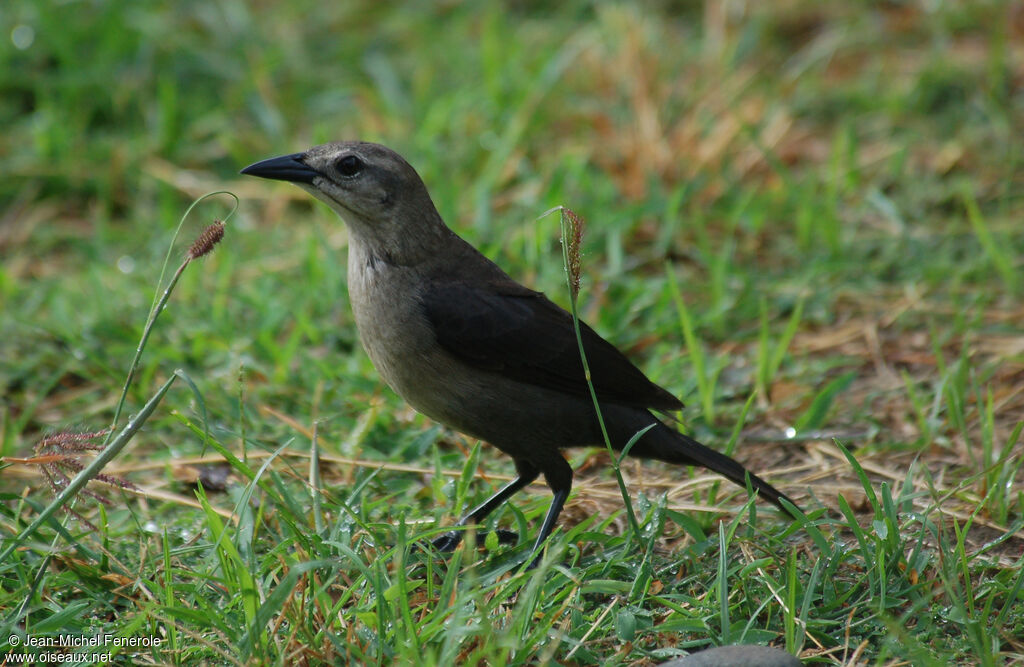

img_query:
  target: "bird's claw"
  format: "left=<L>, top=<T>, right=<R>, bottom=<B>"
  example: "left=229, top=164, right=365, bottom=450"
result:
left=430, top=528, right=519, bottom=552
left=431, top=531, right=463, bottom=552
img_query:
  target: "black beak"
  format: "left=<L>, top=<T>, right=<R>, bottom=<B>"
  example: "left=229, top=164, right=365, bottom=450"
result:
left=240, top=153, right=317, bottom=184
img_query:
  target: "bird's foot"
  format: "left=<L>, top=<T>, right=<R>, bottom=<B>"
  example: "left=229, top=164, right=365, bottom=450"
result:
left=430, top=528, right=518, bottom=552
left=431, top=531, right=463, bottom=552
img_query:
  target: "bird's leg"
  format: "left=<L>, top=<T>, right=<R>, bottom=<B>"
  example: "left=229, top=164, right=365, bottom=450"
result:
left=525, top=456, right=573, bottom=569
left=432, top=460, right=539, bottom=552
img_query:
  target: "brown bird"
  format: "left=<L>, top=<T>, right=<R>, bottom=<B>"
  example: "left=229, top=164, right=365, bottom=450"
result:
left=242, top=142, right=797, bottom=563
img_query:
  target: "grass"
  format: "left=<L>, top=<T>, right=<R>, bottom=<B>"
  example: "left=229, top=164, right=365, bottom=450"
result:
left=2, top=1, right=1023, bottom=664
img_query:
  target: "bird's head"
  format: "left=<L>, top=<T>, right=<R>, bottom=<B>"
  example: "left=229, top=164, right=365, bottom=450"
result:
left=242, top=141, right=448, bottom=260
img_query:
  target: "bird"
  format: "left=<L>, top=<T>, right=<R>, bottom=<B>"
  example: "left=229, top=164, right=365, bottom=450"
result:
left=241, top=141, right=798, bottom=564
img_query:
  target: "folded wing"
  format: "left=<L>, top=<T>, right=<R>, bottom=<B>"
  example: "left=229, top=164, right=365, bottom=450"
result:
left=420, top=280, right=683, bottom=411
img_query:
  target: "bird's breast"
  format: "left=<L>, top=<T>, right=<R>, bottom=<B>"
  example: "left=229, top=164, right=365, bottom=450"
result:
left=346, top=243, right=450, bottom=405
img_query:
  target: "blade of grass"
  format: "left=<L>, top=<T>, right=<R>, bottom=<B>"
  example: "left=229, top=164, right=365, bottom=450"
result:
left=665, top=264, right=715, bottom=422
left=961, top=185, right=1017, bottom=295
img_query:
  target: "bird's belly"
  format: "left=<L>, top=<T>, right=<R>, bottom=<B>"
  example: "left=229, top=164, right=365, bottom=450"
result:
left=391, top=357, right=600, bottom=453
left=355, top=302, right=598, bottom=450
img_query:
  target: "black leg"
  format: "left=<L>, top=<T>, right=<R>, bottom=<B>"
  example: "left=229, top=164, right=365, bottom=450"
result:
left=432, top=460, right=539, bottom=552
left=526, top=455, right=573, bottom=569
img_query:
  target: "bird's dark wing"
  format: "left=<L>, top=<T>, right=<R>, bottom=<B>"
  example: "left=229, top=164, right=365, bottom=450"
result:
left=420, top=280, right=683, bottom=411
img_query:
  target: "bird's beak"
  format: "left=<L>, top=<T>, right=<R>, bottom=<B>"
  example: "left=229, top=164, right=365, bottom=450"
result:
left=240, top=153, right=317, bottom=184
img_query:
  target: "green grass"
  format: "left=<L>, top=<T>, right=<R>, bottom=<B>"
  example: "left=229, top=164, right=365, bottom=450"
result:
left=2, top=1, right=1023, bottom=664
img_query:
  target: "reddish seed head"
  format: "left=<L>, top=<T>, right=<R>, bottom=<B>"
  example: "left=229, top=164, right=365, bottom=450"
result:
left=32, top=427, right=138, bottom=528
left=564, top=208, right=585, bottom=300
left=188, top=220, right=226, bottom=260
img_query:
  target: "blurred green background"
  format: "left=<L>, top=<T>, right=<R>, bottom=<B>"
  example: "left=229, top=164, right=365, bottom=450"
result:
left=1, top=1, right=1022, bottom=664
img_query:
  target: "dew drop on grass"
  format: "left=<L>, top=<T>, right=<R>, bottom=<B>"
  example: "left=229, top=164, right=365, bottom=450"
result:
left=11, top=25, right=34, bottom=50
left=117, top=255, right=136, bottom=274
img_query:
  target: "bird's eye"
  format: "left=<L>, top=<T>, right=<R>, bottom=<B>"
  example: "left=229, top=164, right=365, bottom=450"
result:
left=336, top=155, right=363, bottom=177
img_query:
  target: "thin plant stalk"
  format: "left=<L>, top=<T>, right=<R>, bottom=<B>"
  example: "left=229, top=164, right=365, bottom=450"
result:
left=539, top=205, right=644, bottom=547
left=106, top=192, right=238, bottom=443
